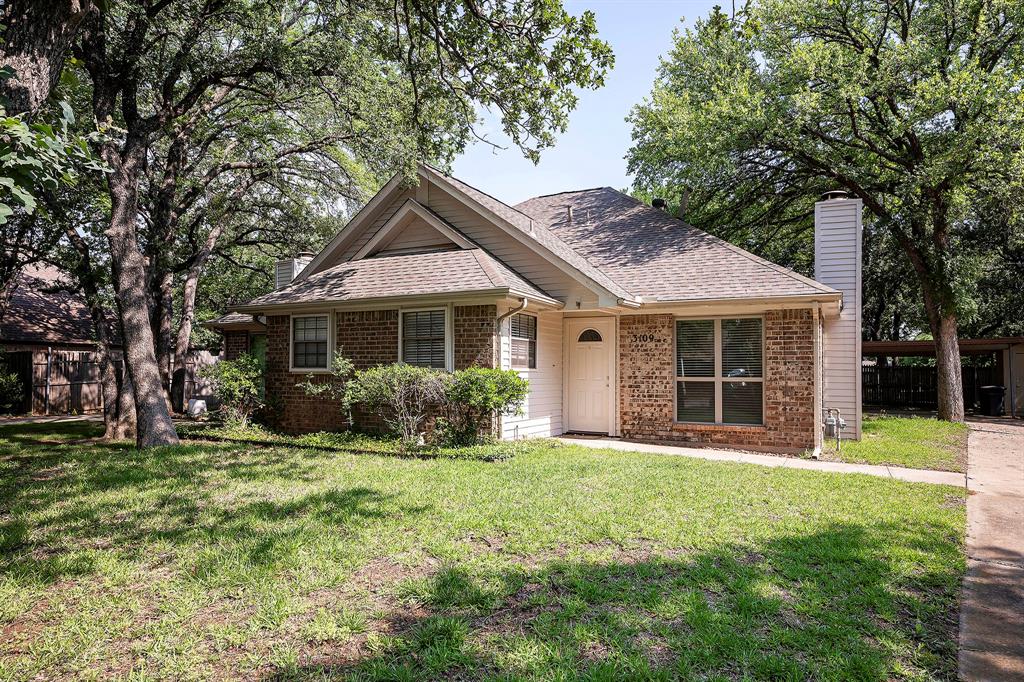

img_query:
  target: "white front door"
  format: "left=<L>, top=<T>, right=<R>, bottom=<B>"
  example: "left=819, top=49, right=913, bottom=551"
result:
left=565, top=318, right=615, bottom=434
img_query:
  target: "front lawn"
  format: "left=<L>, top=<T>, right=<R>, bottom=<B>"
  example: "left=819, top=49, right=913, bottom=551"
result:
left=822, top=415, right=969, bottom=472
left=1, top=422, right=965, bottom=680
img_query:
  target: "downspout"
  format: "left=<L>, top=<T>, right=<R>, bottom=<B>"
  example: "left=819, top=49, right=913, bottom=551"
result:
left=497, top=298, right=528, bottom=326
left=495, top=298, right=529, bottom=439
left=811, top=303, right=822, bottom=460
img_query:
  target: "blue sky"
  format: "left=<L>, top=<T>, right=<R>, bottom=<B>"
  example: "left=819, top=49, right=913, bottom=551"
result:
left=452, top=0, right=720, bottom=204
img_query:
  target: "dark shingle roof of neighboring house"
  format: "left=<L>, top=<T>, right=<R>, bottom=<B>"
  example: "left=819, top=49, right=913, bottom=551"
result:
left=0, top=266, right=116, bottom=347
left=240, top=248, right=555, bottom=309
left=203, top=312, right=266, bottom=331
left=515, top=187, right=838, bottom=303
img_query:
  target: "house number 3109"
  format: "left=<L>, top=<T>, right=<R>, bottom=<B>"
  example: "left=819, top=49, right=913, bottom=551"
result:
left=632, top=334, right=657, bottom=343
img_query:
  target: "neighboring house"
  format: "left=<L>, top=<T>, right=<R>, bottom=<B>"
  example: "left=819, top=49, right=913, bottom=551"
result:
left=226, top=164, right=862, bottom=452
left=0, top=265, right=120, bottom=415
left=204, top=312, right=267, bottom=363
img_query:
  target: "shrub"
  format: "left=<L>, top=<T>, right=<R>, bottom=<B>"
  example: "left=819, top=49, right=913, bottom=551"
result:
left=200, top=352, right=265, bottom=428
left=0, top=351, right=22, bottom=413
left=437, top=367, right=529, bottom=446
left=344, top=363, right=448, bottom=449
left=296, top=351, right=354, bottom=402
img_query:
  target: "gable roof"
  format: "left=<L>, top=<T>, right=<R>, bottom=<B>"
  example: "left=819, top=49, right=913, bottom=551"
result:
left=418, top=165, right=635, bottom=302
left=515, top=187, right=839, bottom=303
left=238, top=248, right=558, bottom=311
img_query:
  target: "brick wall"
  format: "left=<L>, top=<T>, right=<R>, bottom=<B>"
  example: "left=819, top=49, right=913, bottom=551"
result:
left=619, top=309, right=817, bottom=451
left=454, top=305, right=497, bottom=369
left=264, top=305, right=497, bottom=434
left=223, top=331, right=249, bottom=360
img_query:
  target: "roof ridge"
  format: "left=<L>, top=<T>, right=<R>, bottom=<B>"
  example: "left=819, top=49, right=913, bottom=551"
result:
left=470, top=249, right=505, bottom=288
left=423, top=162, right=540, bottom=226
left=420, top=164, right=636, bottom=301
left=607, top=188, right=838, bottom=295
left=516, top=186, right=613, bottom=203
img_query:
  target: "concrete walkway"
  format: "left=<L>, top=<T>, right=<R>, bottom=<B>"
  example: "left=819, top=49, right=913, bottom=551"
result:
left=960, top=420, right=1024, bottom=681
left=558, top=436, right=966, bottom=486
left=0, top=414, right=102, bottom=426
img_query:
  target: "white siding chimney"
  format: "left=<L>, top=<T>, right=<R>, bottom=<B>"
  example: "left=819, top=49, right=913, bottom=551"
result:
left=815, top=194, right=862, bottom=440
left=274, top=253, right=313, bottom=290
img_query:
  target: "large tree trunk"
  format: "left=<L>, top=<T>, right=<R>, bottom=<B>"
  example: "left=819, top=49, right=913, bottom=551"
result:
left=171, top=268, right=200, bottom=414
left=151, top=269, right=175, bottom=409
left=103, top=142, right=179, bottom=447
left=0, top=0, right=93, bottom=116
left=170, top=224, right=222, bottom=412
left=932, top=313, right=965, bottom=422
left=111, top=364, right=137, bottom=440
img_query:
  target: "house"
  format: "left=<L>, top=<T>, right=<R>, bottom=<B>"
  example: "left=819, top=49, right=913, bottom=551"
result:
left=229, top=164, right=862, bottom=452
left=0, top=265, right=120, bottom=415
left=204, top=312, right=267, bottom=362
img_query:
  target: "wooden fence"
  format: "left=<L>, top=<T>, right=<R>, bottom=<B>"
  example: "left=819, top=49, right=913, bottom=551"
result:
left=862, top=365, right=998, bottom=410
left=3, top=348, right=218, bottom=415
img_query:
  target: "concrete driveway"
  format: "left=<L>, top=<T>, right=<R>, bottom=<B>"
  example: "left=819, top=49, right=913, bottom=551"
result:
left=960, top=419, right=1024, bottom=681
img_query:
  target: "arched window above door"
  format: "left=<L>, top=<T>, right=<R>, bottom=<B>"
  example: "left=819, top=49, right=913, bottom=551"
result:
left=577, top=328, right=602, bottom=343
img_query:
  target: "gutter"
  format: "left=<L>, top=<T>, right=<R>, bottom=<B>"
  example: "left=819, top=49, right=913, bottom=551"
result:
left=496, top=298, right=528, bottom=326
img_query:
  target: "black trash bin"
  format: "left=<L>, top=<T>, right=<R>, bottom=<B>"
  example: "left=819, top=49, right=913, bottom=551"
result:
left=979, top=385, right=1006, bottom=416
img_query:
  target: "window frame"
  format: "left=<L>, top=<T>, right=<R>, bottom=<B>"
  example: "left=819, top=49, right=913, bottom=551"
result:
left=509, top=312, right=538, bottom=370
left=398, top=305, right=453, bottom=371
left=674, top=315, right=765, bottom=425
left=289, top=312, right=333, bottom=373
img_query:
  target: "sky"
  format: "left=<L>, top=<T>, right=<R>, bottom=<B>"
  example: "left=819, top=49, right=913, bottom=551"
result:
left=452, top=0, right=721, bottom=205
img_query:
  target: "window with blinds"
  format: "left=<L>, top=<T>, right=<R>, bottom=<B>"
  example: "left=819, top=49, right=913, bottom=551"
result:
left=402, top=309, right=447, bottom=368
left=510, top=313, right=537, bottom=369
left=675, top=317, right=763, bottom=424
left=292, top=315, right=329, bottom=369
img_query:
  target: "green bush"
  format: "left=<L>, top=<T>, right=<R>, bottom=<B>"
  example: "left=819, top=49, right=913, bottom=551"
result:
left=344, top=363, right=448, bottom=449
left=0, top=351, right=22, bottom=413
left=437, top=367, right=529, bottom=446
left=200, top=352, right=265, bottom=429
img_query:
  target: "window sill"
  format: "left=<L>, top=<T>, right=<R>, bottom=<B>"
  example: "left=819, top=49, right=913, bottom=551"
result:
left=672, top=422, right=766, bottom=432
left=289, top=368, right=332, bottom=374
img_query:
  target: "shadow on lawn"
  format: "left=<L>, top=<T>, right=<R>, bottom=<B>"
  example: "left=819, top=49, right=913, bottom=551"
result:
left=268, top=523, right=962, bottom=681
left=0, top=435, right=428, bottom=586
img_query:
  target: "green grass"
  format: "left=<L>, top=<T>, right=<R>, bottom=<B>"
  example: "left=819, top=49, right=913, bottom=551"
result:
left=176, top=422, right=526, bottom=461
left=822, top=415, right=969, bottom=472
left=0, top=421, right=965, bottom=680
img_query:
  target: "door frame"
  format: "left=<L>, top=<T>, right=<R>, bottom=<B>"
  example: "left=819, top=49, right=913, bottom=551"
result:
left=563, top=316, right=618, bottom=435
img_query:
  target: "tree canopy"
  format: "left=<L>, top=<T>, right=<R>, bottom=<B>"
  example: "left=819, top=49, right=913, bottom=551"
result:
left=628, top=0, right=1024, bottom=420
left=0, top=0, right=614, bottom=446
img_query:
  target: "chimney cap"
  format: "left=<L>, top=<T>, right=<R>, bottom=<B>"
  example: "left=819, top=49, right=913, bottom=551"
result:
left=820, top=189, right=850, bottom=201
left=297, top=251, right=315, bottom=258
left=652, top=197, right=668, bottom=210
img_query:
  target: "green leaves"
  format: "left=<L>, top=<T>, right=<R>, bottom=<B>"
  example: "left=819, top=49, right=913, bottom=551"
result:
left=628, top=0, right=1024, bottom=324
left=0, top=99, right=106, bottom=224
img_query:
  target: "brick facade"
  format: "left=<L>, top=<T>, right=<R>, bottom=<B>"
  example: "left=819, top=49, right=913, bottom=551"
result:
left=454, top=305, right=497, bottom=369
left=263, top=305, right=497, bottom=434
left=619, top=309, right=818, bottom=452
left=223, top=331, right=250, bottom=360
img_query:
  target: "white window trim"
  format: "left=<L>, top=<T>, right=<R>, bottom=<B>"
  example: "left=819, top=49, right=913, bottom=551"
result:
left=398, top=304, right=453, bottom=371
left=289, top=312, right=334, bottom=373
left=509, top=312, right=538, bottom=370
left=674, top=315, right=765, bottom=426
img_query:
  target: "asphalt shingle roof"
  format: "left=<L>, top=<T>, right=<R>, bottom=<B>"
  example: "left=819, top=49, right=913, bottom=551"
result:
left=515, top=187, right=838, bottom=303
left=0, top=266, right=118, bottom=346
left=426, top=166, right=633, bottom=301
left=243, top=248, right=550, bottom=308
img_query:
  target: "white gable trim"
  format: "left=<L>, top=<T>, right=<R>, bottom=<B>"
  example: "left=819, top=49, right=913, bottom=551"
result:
left=295, top=171, right=408, bottom=283
left=351, top=199, right=475, bottom=260
left=419, top=165, right=634, bottom=306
